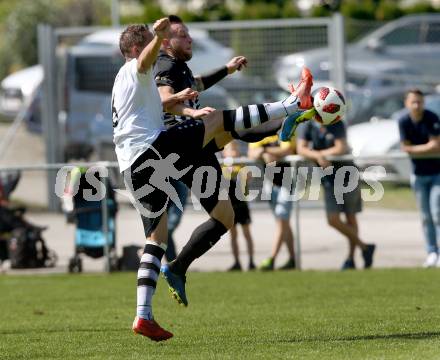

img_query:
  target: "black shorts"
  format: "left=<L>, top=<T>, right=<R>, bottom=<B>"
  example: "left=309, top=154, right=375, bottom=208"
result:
left=228, top=181, right=251, bottom=225
left=124, top=120, right=223, bottom=238
left=232, top=202, right=251, bottom=225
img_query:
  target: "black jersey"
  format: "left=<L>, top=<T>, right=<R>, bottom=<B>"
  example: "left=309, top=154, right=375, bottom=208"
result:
left=154, top=51, right=200, bottom=127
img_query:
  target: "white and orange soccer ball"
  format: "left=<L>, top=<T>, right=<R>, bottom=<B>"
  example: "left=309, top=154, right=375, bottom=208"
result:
left=313, top=86, right=346, bottom=126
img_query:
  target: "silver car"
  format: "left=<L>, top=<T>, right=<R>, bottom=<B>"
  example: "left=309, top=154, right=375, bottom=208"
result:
left=275, top=14, right=440, bottom=90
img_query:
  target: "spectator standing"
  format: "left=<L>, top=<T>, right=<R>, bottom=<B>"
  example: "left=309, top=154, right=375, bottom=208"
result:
left=222, top=141, right=255, bottom=271
left=248, top=135, right=296, bottom=271
left=398, top=88, right=440, bottom=268
left=296, top=120, right=375, bottom=270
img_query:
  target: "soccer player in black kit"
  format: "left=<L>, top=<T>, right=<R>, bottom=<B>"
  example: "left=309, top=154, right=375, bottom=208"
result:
left=153, top=15, right=314, bottom=310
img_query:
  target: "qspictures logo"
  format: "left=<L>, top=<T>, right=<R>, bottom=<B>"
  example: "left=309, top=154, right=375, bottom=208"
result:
left=55, top=143, right=386, bottom=219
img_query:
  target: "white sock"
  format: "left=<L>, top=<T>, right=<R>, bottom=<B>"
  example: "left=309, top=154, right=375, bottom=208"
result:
left=136, top=241, right=167, bottom=320
left=265, top=94, right=300, bottom=119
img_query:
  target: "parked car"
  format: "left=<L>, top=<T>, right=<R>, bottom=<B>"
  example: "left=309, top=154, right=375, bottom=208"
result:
left=278, top=58, right=425, bottom=93
left=0, top=65, right=43, bottom=120
left=345, top=87, right=406, bottom=125
left=347, top=92, right=440, bottom=183
left=347, top=119, right=410, bottom=183
left=275, top=14, right=440, bottom=90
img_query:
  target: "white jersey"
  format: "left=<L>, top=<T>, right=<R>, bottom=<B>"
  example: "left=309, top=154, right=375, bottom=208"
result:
left=112, top=58, right=165, bottom=172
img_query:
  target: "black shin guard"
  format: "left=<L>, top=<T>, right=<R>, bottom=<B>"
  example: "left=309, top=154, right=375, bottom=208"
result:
left=170, top=218, right=228, bottom=274
left=223, top=110, right=236, bottom=132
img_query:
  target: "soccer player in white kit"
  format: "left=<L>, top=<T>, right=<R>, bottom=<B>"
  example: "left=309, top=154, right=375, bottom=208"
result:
left=111, top=18, right=313, bottom=341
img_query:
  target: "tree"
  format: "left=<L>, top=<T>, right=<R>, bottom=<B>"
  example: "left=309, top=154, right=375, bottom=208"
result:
left=0, top=0, right=110, bottom=77
left=4, top=0, right=58, bottom=68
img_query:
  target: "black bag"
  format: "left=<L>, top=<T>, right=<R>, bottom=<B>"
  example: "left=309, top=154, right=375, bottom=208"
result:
left=8, top=227, right=57, bottom=269
left=0, top=239, right=8, bottom=261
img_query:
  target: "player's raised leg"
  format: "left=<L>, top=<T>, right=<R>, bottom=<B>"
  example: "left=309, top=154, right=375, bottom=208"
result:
left=212, top=67, right=314, bottom=149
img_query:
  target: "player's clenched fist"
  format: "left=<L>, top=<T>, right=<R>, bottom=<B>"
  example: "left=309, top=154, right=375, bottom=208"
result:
left=226, top=56, right=248, bottom=74
left=153, top=18, right=170, bottom=39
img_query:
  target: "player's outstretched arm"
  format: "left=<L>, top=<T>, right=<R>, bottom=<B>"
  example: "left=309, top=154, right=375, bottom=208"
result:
left=137, top=18, right=170, bottom=73
left=194, top=56, right=248, bottom=91
left=158, top=85, right=215, bottom=118
left=165, top=101, right=215, bottom=119
left=161, top=87, right=198, bottom=110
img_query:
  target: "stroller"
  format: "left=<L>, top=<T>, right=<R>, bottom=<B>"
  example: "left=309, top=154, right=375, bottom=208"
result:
left=65, top=167, right=119, bottom=273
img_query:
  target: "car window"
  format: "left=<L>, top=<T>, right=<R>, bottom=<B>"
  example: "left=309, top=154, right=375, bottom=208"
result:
left=425, top=22, right=440, bottom=44
left=425, top=97, right=440, bottom=118
left=75, top=56, right=123, bottom=93
left=373, top=96, right=404, bottom=118
left=380, top=77, right=396, bottom=87
left=311, top=63, right=330, bottom=81
left=381, top=24, right=421, bottom=45
left=347, top=73, right=368, bottom=87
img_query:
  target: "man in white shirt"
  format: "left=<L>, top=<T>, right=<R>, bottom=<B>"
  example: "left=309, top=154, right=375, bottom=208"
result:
left=112, top=18, right=313, bottom=341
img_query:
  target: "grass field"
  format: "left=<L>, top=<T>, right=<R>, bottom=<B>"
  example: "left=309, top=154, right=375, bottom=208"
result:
left=1, top=269, right=440, bottom=359
left=364, top=183, right=417, bottom=211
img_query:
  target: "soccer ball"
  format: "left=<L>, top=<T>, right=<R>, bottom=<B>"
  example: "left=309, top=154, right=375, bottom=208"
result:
left=313, top=86, right=346, bottom=125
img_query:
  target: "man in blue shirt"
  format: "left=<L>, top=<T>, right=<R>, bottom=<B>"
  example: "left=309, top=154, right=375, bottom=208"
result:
left=297, top=120, right=375, bottom=270
left=398, top=88, right=440, bottom=267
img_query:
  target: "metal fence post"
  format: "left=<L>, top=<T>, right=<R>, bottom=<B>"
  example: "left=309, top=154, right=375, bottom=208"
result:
left=100, top=164, right=111, bottom=273
left=111, top=0, right=120, bottom=27
left=38, top=24, right=61, bottom=211
left=293, top=161, right=302, bottom=271
left=329, top=13, right=346, bottom=95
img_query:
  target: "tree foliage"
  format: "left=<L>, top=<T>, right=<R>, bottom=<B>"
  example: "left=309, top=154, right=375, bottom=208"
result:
left=1, top=0, right=439, bottom=80
left=0, top=0, right=110, bottom=79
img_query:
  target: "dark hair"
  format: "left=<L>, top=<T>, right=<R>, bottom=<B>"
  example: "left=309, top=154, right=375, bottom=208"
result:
left=119, top=24, right=149, bottom=57
left=168, top=15, right=183, bottom=24
left=405, top=88, right=424, bottom=99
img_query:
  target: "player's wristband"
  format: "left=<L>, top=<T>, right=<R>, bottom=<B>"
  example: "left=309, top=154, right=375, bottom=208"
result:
left=200, top=66, right=228, bottom=90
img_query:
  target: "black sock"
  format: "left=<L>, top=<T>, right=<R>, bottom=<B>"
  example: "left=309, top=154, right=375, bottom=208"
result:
left=229, top=118, right=283, bottom=142
left=170, top=218, right=228, bottom=275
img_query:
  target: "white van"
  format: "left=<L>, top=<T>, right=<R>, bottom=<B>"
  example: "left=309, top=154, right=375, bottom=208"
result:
left=12, top=27, right=235, bottom=160
left=63, top=28, right=235, bottom=160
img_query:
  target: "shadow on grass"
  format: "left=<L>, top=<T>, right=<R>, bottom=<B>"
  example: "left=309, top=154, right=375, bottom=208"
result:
left=280, top=331, right=440, bottom=343
left=0, top=328, right=126, bottom=335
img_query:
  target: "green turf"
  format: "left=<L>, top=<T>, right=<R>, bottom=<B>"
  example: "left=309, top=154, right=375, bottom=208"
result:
left=363, top=183, right=417, bottom=211
left=1, top=269, right=440, bottom=359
